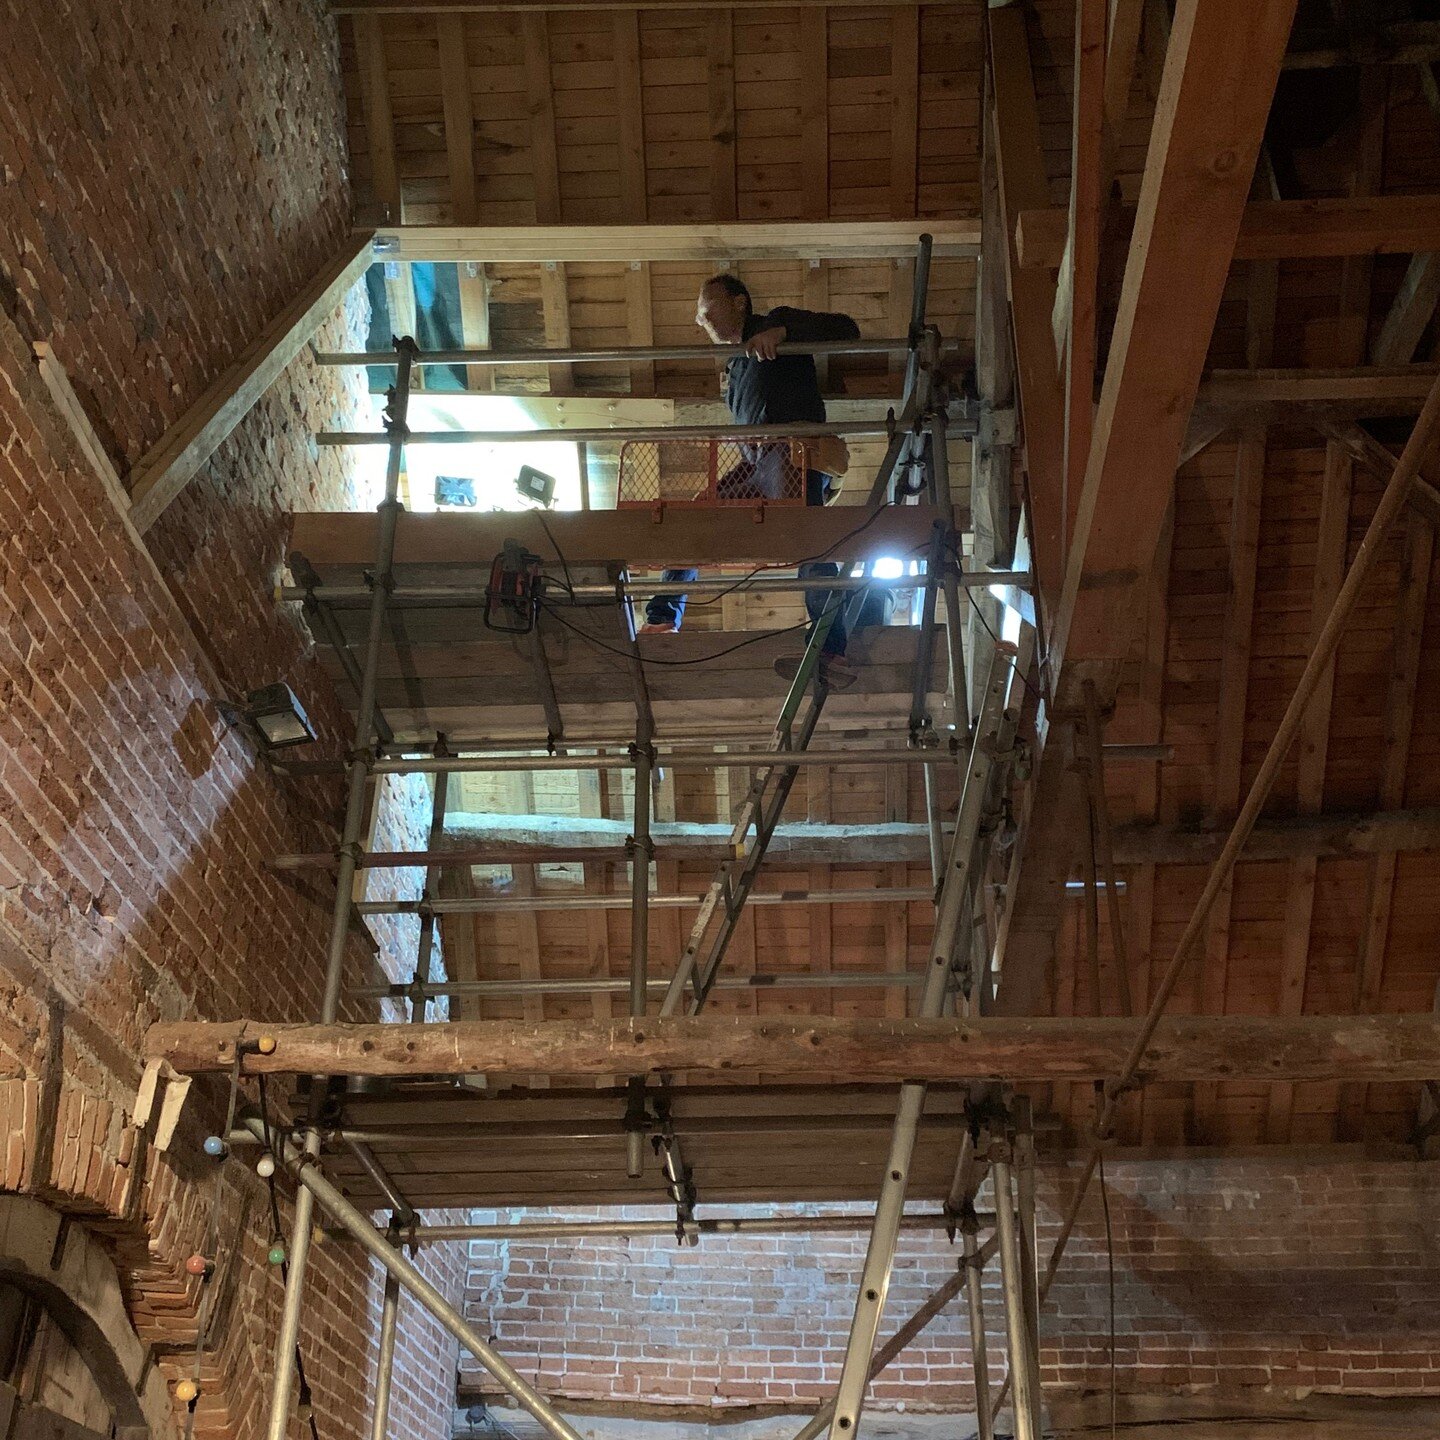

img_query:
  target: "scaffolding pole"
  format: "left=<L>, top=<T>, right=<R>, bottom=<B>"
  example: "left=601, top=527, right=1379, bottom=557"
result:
left=276, top=571, right=1032, bottom=606
left=408, top=743, right=450, bottom=1022
left=317, top=419, right=964, bottom=448
left=372, top=1221, right=402, bottom=1440
left=282, top=748, right=954, bottom=778
left=819, top=645, right=1021, bottom=1440
left=351, top=970, right=924, bottom=1001
left=263, top=337, right=417, bottom=1440
left=356, top=886, right=936, bottom=916
left=993, top=1153, right=1041, bottom=1440
left=961, top=1210, right=995, bottom=1440
left=313, top=335, right=925, bottom=368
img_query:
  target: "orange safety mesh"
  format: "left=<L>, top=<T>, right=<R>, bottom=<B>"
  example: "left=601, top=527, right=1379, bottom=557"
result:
left=617, top=438, right=811, bottom=507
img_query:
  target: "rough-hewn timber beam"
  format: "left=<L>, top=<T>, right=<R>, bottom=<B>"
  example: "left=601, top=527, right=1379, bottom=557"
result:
left=1016, top=194, right=1440, bottom=270
left=1111, top=805, right=1440, bottom=866
left=371, top=220, right=980, bottom=265
left=268, top=805, right=1440, bottom=872
left=146, top=1014, right=1440, bottom=1084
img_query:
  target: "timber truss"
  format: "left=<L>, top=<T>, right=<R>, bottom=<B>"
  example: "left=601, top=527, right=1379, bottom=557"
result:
left=138, top=12, right=1440, bottom=1425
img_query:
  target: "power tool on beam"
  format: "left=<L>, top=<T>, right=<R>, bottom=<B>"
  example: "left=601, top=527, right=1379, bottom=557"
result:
left=484, top=539, right=546, bottom=635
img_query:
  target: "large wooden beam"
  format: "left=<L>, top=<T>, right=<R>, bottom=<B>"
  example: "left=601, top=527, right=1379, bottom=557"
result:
left=127, top=238, right=374, bottom=532
left=997, top=0, right=1299, bottom=1016
left=264, top=803, right=1440, bottom=871
left=373, top=220, right=980, bottom=265
left=1197, top=362, right=1440, bottom=413
left=147, top=1014, right=1440, bottom=1084
left=1016, top=193, right=1440, bottom=269
left=289, top=503, right=959, bottom=570
left=1050, top=0, right=1299, bottom=690
left=986, top=5, right=1065, bottom=616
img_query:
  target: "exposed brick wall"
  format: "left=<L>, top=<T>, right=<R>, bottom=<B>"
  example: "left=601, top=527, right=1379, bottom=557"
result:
left=0, top=1, right=466, bottom=1437
left=459, top=1158, right=1440, bottom=1414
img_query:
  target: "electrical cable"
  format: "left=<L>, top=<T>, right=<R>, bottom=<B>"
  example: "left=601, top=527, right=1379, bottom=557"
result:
left=534, top=512, right=576, bottom=599
left=538, top=500, right=903, bottom=613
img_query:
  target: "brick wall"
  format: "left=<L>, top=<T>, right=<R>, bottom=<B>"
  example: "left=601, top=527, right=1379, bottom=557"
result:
left=459, top=1157, right=1440, bottom=1414
left=0, top=1, right=466, bottom=1437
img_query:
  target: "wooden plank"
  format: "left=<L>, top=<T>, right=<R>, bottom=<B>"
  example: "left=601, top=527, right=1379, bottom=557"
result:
left=438, top=15, right=478, bottom=224
left=354, top=15, right=400, bottom=215
left=374, top=219, right=981, bottom=263
left=613, top=12, right=655, bottom=396
left=1049, top=0, right=1300, bottom=690
left=614, top=11, right=647, bottom=221
left=456, top=263, right=494, bottom=393
left=799, top=11, right=830, bottom=223
left=289, top=502, right=959, bottom=569
left=1339, top=509, right=1434, bottom=1138
left=803, top=262, right=832, bottom=391
left=540, top=263, right=575, bottom=392
left=128, top=238, right=374, bottom=533
left=1193, top=431, right=1262, bottom=1140
left=1015, top=192, right=1440, bottom=269
left=708, top=12, right=737, bottom=221
left=1372, top=252, right=1440, bottom=366
left=889, top=7, right=918, bottom=219
left=149, top=1013, right=1440, bottom=1084
left=1269, top=117, right=1377, bottom=1140
left=523, top=14, right=562, bottom=222
left=625, top=264, right=657, bottom=396
left=967, top=103, right=1015, bottom=707
left=986, top=7, right=1065, bottom=619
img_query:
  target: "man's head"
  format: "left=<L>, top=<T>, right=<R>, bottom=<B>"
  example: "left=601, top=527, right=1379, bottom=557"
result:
left=696, top=274, right=752, bottom=344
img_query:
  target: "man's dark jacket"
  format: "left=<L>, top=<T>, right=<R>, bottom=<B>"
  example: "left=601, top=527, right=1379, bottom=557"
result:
left=725, top=306, right=860, bottom=426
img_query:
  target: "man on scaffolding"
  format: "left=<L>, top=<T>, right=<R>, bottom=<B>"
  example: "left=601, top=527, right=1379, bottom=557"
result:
left=639, top=274, right=890, bottom=691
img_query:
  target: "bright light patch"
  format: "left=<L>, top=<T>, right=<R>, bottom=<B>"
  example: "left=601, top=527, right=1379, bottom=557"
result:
left=871, top=556, right=907, bottom=580
left=358, top=393, right=583, bottom=512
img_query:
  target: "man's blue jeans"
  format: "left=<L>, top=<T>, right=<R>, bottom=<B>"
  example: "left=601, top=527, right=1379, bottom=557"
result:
left=644, top=470, right=851, bottom=655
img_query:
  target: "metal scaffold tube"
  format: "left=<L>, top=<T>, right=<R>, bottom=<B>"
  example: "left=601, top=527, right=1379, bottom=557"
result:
left=349, top=970, right=923, bottom=1000
left=372, top=1266, right=400, bottom=1440
left=265, top=336, right=417, bottom=1440
left=962, top=1214, right=995, bottom=1440
left=242, top=1117, right=585, bottom=1440
left=993, top=1155, right=1042, bottom=1440
left=282, top=748, right=957, bottom=778
left=313, top=335, right=924, bottom=368
left=356, top=886, right=936, bottom=916
left=347, top=1212, right=994, bottom=1244
left=276, top=572, right=1033, bottom=606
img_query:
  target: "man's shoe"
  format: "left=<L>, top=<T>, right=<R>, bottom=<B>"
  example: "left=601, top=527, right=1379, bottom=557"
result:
left=639, top=622, right=679, bottom=635
left=772, top=653, right=858, bottom=691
